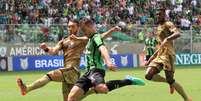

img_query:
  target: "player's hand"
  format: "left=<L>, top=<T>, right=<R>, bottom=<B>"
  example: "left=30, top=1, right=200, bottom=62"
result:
left=107, top=63, right=117, bottom=72
left=69, top=34, right=78, bottom=40
left=70, top=34, right=88, bottom=41
left=111, top=26, right=121, bottom=32
left=40, top=43, right=48, bottom=49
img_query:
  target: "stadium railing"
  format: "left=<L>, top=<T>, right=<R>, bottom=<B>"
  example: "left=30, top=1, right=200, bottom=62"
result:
left=0, top=24, right=200, bottom=53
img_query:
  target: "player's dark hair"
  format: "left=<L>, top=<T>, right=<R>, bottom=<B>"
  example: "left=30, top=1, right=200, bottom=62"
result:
left=79, top=18, right=94, bottom=26
left=156, top=8, right=166, bottom=24
left=68, top=19, right=79, bottom=26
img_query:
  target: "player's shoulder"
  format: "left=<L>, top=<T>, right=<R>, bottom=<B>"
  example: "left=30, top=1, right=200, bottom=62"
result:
left=92, top=33, right=102, bottom=39
left=94, top=33, right=101, bottom=37
left=164, top=21, right=174, bottom=27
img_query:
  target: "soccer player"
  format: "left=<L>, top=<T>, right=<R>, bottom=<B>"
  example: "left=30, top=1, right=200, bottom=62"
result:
left=143, top=28, right=158, bottom=61
left=17, top=19, right=121, bottom=101
left=67, top=18, right=145, bottom=101
left=144, top=9, right=192, bottom=101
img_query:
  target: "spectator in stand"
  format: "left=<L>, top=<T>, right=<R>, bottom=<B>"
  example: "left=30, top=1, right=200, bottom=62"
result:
left=180, top=16, right=191, bottom=30
left=139, top=13, right=148, bottom=25
left=0, top=0, right=201, bottom=43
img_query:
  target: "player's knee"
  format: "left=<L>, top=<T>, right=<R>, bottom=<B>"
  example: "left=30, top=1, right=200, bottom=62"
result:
left=95, top=84, right=109, bottom=94
left=145, top=67, right=159, bottom=80
left=46, top=69, right=63, bottom=81
left=166, top=77, right=175, bottom=85
left=145, top=74, right=153, bottom=80
left=46, top=73, right=53, bottom=81
left=46, top=70, right=55, bottom=78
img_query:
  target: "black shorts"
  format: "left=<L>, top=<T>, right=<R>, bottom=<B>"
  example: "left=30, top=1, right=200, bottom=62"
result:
left=145, top=55, right=151, bottom=61
left=75, top=68, right=105, bottom=93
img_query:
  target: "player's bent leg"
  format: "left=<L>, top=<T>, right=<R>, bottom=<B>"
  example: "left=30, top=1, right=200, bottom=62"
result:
left=164, top=70, right=175, bottom=85
left=68, top=85, right=85, bottom=101
left=25, top=75, right=51, bottom=93
left=20, top=69, right=64, bottom=95
left=145, top=67, right=160, bottom=80
left=172, top=81, right=190, bottom=101
left=165, top=71, right=191, bottom=101
left=62, top=82, right=74, bottom=101
left=17, top=74, right=51, bottom=96
left=125, top=75, right=145, bottom=86
left=145, top=66, right=166, bottom=82
left=164, top=70, right=175, bottom=94
left=104, top=77, right=144, bottom=92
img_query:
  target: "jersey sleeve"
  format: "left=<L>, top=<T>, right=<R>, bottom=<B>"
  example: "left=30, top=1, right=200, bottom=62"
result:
left=93, top=34, right=104, bottom=48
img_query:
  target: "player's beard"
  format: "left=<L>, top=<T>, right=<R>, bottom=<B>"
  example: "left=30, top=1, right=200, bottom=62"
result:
left=69, top=31, right=78, bottom=36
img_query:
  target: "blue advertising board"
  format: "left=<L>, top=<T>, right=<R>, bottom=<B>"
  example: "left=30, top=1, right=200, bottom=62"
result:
left=80, top=54, right=135, bottom=69
left=12, top=54, right=136, bottom=71
left=12, top=55, right=64, bottom=71
left=110, top=54, right=134, bottom=68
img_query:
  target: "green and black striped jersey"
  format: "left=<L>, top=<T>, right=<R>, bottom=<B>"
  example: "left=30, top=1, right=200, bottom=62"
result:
left=85, top=33, right=105, bottom=71
left=144, top=37, right=158, bottom=56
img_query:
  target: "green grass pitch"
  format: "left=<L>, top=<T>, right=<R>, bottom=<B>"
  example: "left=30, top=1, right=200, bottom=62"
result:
left=0, top=66, right=200, bottom=101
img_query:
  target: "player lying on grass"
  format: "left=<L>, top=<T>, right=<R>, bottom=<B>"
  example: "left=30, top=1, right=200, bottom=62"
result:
left=67, top=18, right=145, bottom=101
left=17, top=19, right=121, bottom=101
left=144, top=8, right=192, bottom=101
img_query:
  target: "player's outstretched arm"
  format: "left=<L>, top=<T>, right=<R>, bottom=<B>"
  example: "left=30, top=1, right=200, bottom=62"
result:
left=99, top=45, right=116, bottom=71
left=40, top=42, right=61, bottom=55
left=166, top=31, right=180, bottom=41
left=101, top=26, right=121, bottom=39
left=70, top=34, right=88, bottom=41
left=160, top=30, right=180, bottom=48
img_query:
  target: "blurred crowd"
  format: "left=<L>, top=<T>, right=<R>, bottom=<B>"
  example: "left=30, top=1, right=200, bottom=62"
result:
left=0, top=0, right=201, bottom=43
left=0, top=0, right=201, bottom=25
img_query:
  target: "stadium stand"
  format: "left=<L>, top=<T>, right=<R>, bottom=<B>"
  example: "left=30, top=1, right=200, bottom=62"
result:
left=0, top=0, right=200, bottom=43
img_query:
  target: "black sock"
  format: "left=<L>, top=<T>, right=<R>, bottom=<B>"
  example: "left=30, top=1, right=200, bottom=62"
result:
left=106, top=79, right=132, bottom=91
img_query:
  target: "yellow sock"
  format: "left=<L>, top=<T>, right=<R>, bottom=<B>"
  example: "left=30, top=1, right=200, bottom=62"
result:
left=172, top=81, right=189, bottom=101
left=26, top=75, right=50, bottom=93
